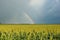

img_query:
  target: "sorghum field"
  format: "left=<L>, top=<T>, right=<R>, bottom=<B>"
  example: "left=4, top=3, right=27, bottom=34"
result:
left=0, top=24, right=60, bottom=40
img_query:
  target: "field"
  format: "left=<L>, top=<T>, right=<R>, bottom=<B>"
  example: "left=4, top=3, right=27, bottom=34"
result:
left=0, top=24, right=60, bottom=40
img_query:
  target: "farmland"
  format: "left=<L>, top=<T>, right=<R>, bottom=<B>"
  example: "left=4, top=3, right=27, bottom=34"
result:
left=0, top=24, right=60, bottom=40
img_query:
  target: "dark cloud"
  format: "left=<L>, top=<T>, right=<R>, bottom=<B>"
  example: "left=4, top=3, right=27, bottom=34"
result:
left=0, top=0, right=60, bottom=24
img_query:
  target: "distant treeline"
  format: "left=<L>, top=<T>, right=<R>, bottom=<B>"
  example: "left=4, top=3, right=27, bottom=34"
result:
left=0, top=30, right=60, bottom=40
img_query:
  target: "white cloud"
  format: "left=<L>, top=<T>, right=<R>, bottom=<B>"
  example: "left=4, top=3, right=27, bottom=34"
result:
left=29, top=0, right=45, bottom=8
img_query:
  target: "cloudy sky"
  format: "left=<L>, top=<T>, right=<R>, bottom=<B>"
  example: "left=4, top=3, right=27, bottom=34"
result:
left=0, top=0, right=60, bottom=24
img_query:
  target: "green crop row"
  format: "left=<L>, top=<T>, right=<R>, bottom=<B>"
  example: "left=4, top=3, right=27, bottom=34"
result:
left=0, top=30, right=60, bottom=40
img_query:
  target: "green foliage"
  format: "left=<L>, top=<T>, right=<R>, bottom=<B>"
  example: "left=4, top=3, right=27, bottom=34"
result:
left=0, top=30, right=59, bottom=40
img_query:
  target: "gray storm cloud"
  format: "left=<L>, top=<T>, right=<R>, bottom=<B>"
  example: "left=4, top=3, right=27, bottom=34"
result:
left=0, top=0, right=60, bottom=24
left=0, top=0, right=34, bottom=24
left=28, top=0, right=60, bottom=24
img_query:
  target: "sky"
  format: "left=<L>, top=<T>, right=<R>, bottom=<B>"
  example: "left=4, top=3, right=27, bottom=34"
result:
left=0, top=0, right=60, bottom=24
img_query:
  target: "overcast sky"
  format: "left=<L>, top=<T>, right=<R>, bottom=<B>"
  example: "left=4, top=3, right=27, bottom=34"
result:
left=0, top=0, right=60, bottom=24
